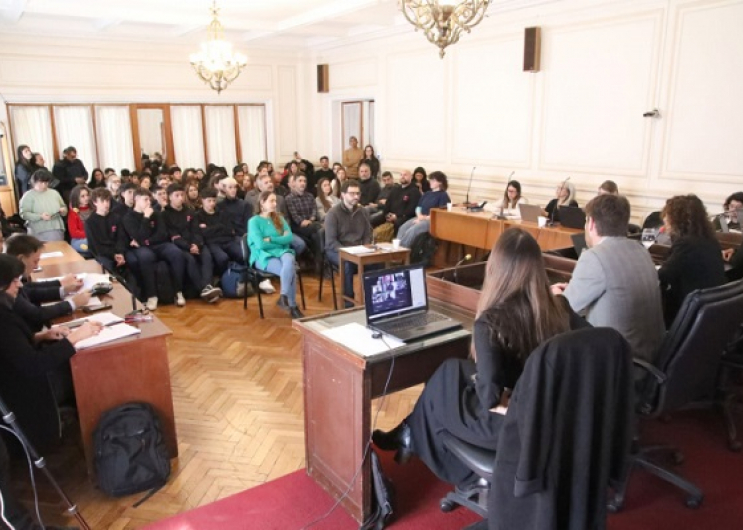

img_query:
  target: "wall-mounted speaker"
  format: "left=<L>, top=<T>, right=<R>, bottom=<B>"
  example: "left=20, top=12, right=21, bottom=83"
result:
left=317, top=64, right=329, bottom=93
left=523, top=27, right=541, bottom=72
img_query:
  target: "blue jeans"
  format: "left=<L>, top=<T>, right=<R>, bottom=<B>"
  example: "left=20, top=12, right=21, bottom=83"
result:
left=260, top=253, right=298, bottom=307
left=292, top=234, right=307, bottom=255
left=398, top=218, right=431, bottom=248
left=71, top=238, right=91, bottom=257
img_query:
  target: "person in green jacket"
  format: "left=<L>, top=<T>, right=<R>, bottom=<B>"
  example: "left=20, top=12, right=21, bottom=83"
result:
left=247, top=191, right=304, bottom=319
left=19, top=169, right=67, bottom=241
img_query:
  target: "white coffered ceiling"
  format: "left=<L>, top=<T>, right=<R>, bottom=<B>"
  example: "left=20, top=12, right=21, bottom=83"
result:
left=0, top=0, right=562, bottom=50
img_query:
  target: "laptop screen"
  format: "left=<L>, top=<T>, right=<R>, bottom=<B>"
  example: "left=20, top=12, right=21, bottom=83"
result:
left=364, top=264, right=428, bottom=322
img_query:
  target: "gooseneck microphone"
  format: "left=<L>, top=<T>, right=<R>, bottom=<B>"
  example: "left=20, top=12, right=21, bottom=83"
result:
left=453, top=254, right=472, bottom=285
left=465, top=167, right=476, bottom=209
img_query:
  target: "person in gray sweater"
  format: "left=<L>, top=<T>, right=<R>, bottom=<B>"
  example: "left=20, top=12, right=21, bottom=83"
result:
left=324, top=179, right=372, bottom=305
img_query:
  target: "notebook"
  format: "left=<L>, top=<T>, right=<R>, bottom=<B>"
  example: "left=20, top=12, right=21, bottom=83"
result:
left=519, top=204, right=544, bottom=224
left=363, top=264, right=461, bottom=343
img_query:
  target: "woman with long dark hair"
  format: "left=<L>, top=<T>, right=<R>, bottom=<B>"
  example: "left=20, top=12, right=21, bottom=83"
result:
left=14, top=144, right=35, bottom=196
left=373, top=229, right=584, bottom=487
left=68, top=185, right=92, bottom=256
left=88, top=167, right=106, bottom=189
left=413, top=166, right=430, bottom=193
left=361, top=144, right=380, bottom=179
left=659, top=194, right=726, bottom=325
left=315, top=177, right=340, bottom=222
left=499, top=180, right=528, bottom=218
left=247, top=191, right=303, bottom=319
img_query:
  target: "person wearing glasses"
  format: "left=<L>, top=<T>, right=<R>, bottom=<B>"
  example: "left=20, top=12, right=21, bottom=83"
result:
left=324, top=179, right=373, bottom=306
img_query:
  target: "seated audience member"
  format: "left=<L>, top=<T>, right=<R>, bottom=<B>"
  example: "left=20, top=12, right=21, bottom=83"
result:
left=358, top=162, right=381, bottom=208
left=397, top=171, right=451, bottom=248
left=195, top=188, right=243, bottom=276
left=498, top=180, right=528, bottom=218
left=140, top=174, right=152, bottom=190
left=370, top=171, right=397, bottom=222
left=104, top=167, right=116, bottom=178
left=162, top=184, right=223, bottom=303
left=185, top=180, right=202, bottom=209
left=129, top=171, right=141, bottom=187
left=372, top=229, right=584, bottom=487
left=233, top=165, right=248, bottom=200
left=88, top=167, right=106, bottom=189
left=67, top=184, right=92, bottom=256
left=107, top=173, right=123, bottom=200
left=245, top=166, right=267, bottom=206
left=316, top=177, right=340, bottom=223
left=658, top=194, right=726, bottom=326
left=285, top=174, right=324, bottom=271
left=0, top=253, right=102, bottom=451
left=248, top=191, right=304, bottom=319
left=543, top=179, right=578, bottom=223
left=5, top=234, right=91, bottom=332
left=552, top=194, right=664, bottom=363
left=272, top=168, right=289, bottom=197
left=413, top=167, right=430, bottom=193
left=216, top=177, right=253, bottom=242
left=249, top=172, right=307, bottom=259
left=85, top=188, right=127, bottom=273
left=241, top=173, right=255, bottom=200
left=721, top=191, right=743, bottom=231
left=112, top=182, right=137, bottom=218
left=170, top=166, right=183, bottom=183
left=19, top=169, right=67, bottom=241
left=378, top=170, right=421, bottom=232
left=331, top=167, right=348, bottom=197
left=598, top=180, right=619, bottom=195
left=315, top=156, right=335, bottom=186
left=152, top=185, right=168, bottom=212
left=122, top=188, right=190, bottom=310
left=324, top=180, right=372, bottom=305
left=156, top=173, right=172, bottom=189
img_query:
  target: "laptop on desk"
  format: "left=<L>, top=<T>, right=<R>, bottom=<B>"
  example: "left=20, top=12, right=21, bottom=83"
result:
left=559, top=206, right=587, bottom=229
left=519, top=204, right=544, bottom=224
left=363, top=263, right=462, bottom=343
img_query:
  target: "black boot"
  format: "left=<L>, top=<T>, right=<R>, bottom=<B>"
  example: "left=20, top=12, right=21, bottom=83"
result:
left=276, top=295, right=290, bottom=311
left=372, top=421, right=413, bottom=464
left=290, top=306, right=305, bottom=319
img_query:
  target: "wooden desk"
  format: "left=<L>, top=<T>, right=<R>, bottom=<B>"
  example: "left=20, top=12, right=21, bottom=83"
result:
left=294, top=303, right=472, bottom=523
left=429, top=209, right=582, bottom=254
left=339, top=244, right=411, bottom=306
left=34, top=247, right=176, bottom=477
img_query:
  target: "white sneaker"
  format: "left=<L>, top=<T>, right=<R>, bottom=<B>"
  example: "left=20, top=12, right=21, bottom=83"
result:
left=259, top=279, right=275, bottom=294
left=146, top=297, right=158, bottom=311
left=176, top=292, right=186, bottom=307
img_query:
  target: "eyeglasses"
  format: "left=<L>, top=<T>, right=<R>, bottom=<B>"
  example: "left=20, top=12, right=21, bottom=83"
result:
left=345, top=191, right=361, bottom=196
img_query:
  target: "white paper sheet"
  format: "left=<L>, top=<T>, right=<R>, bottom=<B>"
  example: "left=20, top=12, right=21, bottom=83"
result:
left=39, top=251, right=64, bottom=259
left=341, top=245, right=375, bottom=255
left=74, top=322, right=142, bottom=350
left=321, top=322, right=404, bottom=357
left=53, top=311, right=124, bottom=329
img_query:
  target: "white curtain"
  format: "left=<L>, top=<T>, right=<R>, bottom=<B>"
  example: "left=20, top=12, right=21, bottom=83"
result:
left=9, top=106, right=54, bottom=170
left=53, top=106, right=97, bottom=169
left=171, top=106, right=206, bottom=170
left=95, top=106, right=135, bottom=172
left=342, top=102, right=362, bottom=151
left=137, top=109, right=164, bottom=160
left=237, top=105, right=267, bottom=170
left=204, top=106, right=237, bottom=168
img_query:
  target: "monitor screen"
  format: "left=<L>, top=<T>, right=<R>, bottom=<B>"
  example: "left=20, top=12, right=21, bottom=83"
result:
left=365, top=265, right=427, bottom=321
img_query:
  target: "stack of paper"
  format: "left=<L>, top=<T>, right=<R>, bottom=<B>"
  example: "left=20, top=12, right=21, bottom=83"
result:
left=341, top=245, right=375, bottom=255
left=54, top=311, right=124, bottom=329
left=75, top=322, right=142, bottom=350
left=321, top=323, right=404, bottom=357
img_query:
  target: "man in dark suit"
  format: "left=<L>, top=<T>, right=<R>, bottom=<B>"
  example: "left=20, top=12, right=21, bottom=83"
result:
left=52, top=145, right=88, bottom=203
left=552, top=194, right=665, bottom=364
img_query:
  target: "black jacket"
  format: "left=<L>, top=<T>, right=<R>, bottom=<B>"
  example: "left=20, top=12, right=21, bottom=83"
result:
left=85, top=212, right=126, bottom=259
left=121, top=210, right=169, bottom=248
left=489, top=327, right=633, bottom=530
left=0, top=303, right=76, bottom=450
left=14, top=286, right=72, bottom=333
left=52, top=158, right=88, bottom=191
left=162, top=206, right=203, bottom=250
left=359, top=178, right=381, bottom=206
left=194, top=209, right=235, bottom=246
left=217, top=197, right=252, bottom=237
left=383, top=183, right=422, bottom=229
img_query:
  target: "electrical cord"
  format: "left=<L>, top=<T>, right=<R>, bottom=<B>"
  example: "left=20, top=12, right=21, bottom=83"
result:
left=300, top=333, right=397, bottom=530
left=0, top=486, right=16, bottom=530
left=0, top=425, right=44, bottom=530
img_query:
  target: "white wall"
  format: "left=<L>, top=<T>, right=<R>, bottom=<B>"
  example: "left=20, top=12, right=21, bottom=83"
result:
left=309, top=0, right=743, bottom=222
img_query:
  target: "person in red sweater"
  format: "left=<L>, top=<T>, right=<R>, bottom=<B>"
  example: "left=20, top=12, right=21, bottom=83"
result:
left=68, top=184, right=92, bottom=257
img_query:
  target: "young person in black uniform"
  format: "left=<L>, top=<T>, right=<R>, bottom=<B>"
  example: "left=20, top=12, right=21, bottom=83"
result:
left=85, top=187, right=127, bottom=273
left=215, top=176, right=253, bottom=256
left=0, top=254, right=102, bottom=452
left=194, top=188, right=243, bottom=277
left=5, top=234, right=91, bottom=332
left=161, top=183, right=222, bottom=303
left=372, top=228, right=587, bottom=487
left=658, top=194, right=726, bottom=326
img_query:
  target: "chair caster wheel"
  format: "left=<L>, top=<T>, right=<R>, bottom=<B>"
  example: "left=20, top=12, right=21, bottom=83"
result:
left=728, top=440, right=742, bottom=452
left=440, top=499, right=456, bottom=513
left=685, top=496, right=702, bottom=509
left=672, top=451, right=684, bottom=465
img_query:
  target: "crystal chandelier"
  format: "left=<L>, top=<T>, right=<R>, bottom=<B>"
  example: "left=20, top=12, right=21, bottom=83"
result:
left=189, top=1, right=247, bottom=94
left=399, top=0, right=491, bottom=58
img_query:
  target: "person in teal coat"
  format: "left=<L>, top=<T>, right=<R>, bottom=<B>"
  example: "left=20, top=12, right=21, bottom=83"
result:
left=247, top=191, right=304, bottom=318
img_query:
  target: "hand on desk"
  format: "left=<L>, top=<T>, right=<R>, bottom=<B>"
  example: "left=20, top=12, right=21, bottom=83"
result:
left=551, top=282, right=568, bottom=296
left=61, top=273, right=83, bottom=293
left=67, top=321, right=103, bottom=346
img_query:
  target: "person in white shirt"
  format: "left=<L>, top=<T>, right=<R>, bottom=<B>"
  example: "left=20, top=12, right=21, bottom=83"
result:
left=499, top=180, right=528, bottom=219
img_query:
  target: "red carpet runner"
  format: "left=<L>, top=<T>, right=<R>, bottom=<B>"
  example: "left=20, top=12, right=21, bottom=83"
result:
left=146, top=411, right=743, bottom=530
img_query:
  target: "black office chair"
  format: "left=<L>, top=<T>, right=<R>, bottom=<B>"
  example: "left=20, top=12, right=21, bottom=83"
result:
left=317, top=250, right=339, bottom=310
left=609, top=279, right=743, bottom=511
left=240, top=237, right=305, bottom=318
left=717, top=325, right=743, bottom=451
left=440, top=328, right=634, bottom=530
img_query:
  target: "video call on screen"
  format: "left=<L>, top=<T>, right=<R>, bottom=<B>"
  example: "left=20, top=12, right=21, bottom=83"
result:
left=370, top=272, right=411, bottom=315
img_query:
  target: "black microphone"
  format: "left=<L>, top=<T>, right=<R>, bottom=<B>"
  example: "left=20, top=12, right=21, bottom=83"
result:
left=465, top=167, right=476, bottom=209
left=498, top=171, right=515, bottom=219
left=453, top=254, right=472, bottom=285
left=549, top=176, right=570, bottom=226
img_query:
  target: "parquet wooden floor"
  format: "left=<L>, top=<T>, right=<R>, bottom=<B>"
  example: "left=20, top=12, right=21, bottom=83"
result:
left=10, top=274, right=424, bottom=529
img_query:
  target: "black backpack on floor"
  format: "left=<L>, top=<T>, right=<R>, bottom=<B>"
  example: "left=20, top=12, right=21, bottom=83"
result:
left=94, top=402, right=170, bottom=501
left=409, top=232, right=438, bottom=268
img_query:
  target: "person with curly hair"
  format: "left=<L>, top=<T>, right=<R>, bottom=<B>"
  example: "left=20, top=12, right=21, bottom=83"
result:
left=658, top=194, right=726, bottom=325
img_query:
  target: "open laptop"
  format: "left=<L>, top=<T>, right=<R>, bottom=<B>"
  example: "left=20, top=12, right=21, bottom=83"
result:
left=571, top=232, right=588, bottom=256
left=363, top=264, right=462, bottom=343
left=519, top=204, right=544, bottom=224
left=559, top=206, right=586, bottom=229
